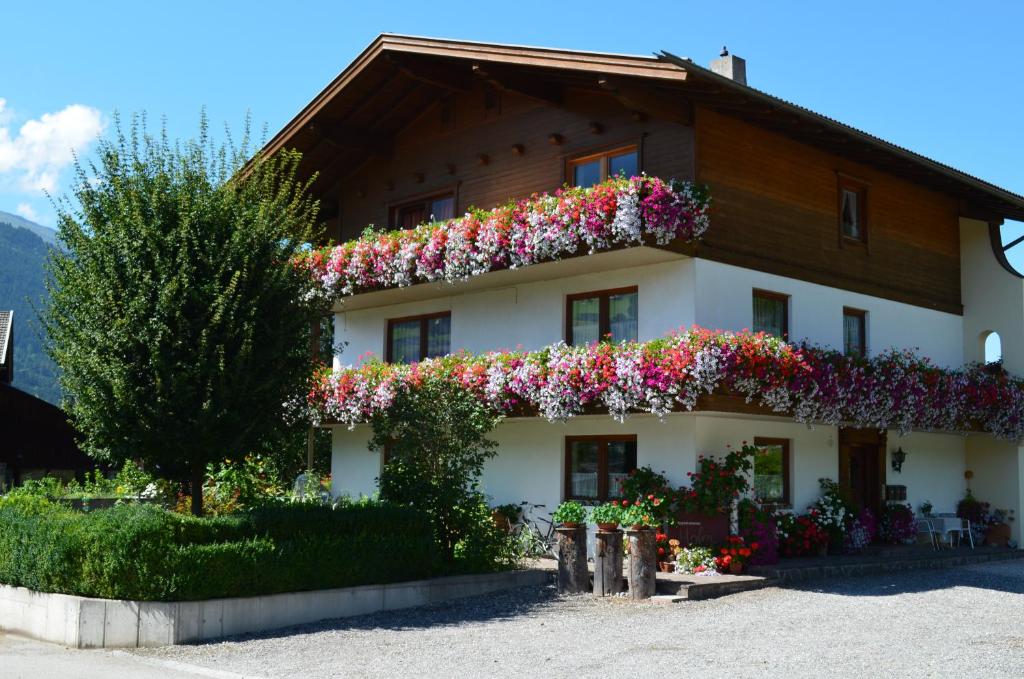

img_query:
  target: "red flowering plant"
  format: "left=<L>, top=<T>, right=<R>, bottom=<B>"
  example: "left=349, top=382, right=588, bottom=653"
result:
left=714, top=535, right=759, bottom=572
left=679, top=444, right=755, bottom=515
left=620, top=495, right=665, bottom=529
left=617, top=466, right=677, bottom=525
left=777, top=512, right=829, bottom=557
left=655, top=531, right=672, bottom=562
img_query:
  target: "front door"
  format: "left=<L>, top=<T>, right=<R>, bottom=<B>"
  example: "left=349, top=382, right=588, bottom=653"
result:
left=838, top=428, right=886, bottom=514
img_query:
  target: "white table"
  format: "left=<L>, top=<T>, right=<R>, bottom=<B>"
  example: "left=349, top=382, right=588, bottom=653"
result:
left=923, top=516, right=965, bottom=546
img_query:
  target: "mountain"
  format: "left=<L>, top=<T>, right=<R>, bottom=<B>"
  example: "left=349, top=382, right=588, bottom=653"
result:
left=0, top=218, right=61, bottom=404
left=0, top=210, right=58, bottom=245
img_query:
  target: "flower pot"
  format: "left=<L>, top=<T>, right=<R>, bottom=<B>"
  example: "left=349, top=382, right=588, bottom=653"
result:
left=629, top=524, right=645, bottom=531
left=658, top=561, right=675, bottom=573
left=986, top=523, right=1011, bottom=547
left=728, top=561, right=743, bottom=575
left=597, top=522, right=620, bottom=532
left=561, top=522, right=581, bottom=529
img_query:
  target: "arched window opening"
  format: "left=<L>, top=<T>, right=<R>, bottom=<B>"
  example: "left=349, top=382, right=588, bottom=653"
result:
left=983, top=331, right=1002, bottom=365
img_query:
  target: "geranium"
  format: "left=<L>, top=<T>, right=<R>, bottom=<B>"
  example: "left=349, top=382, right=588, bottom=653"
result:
left=777, top=512, right=830, bottom=557
left=714, top=535, right=759, bottom=572
left=294, top=175, right=711, bottom=301
left=302, top=327, right=1024, bottom=443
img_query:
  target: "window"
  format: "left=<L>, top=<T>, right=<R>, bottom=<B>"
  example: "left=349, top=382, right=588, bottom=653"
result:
left=391, top=193, right=456, bottom=229
left=386, top=312, right=451, bottom=364
left=567, top=146, right=639, bottom=188
left=752, top=290, right=789, bottom=340
left=838, top=177, right=867, bottom=243
left=843, top=307, right=867, bottom=358
left=565, top=435, right=637, bottom=501
left=566, top=286, right=638, bottom=345
left=753, top=437, right=790, bottom=505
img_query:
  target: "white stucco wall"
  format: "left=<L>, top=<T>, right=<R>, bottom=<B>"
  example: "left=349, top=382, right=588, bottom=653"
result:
left=332, top=254, right=965, bottom=370
left=693, top=259, right=965, bottom=367
left=966, top=437, right=1024, bottom=544
left=332, top=413, right=975, bottom=525
left=960, top=217, right=1024, bottom=371
left=886, top=431, right=967, bottom=515
left=334, top=258, right=695, bottom=368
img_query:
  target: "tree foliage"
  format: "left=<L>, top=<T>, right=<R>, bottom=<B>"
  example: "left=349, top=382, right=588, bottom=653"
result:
left=369, top=377, right=503, bottom=566
left=45, top=113, right=322, bottom=514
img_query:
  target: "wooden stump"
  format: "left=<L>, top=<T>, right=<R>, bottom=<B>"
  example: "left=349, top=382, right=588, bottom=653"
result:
left=593, top=529, right=623, bottom=596
left=626, top=528, right=656, bottom=599
left=556, top=526, right=588, bottom=594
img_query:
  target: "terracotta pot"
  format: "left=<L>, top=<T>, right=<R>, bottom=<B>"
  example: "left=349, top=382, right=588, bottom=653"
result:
left=658, top=561, right=675, bottom=573
left=729, top=561, right=743, bottom=575
left=597, top=522, right=620, bottom=532
left=630, top=524, right=646, bottom=531
left=561, top=522, right=581, bottom=529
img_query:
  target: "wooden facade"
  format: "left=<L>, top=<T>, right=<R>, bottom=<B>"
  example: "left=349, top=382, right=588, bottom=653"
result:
left=693, top=108, right=962, bottom=313
left=264, top=35, right=1024, bottom=315
left=334, top=87, right=695, bottom=242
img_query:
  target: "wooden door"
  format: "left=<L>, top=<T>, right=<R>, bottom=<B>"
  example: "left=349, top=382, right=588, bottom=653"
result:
left=838, top=428, right=886, bottom=514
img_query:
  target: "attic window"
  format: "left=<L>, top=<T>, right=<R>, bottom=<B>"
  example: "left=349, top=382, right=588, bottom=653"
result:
left=567, top=146, right=638, bottom=188
left=838, top=176, right=868, bottom=243
left=391, top=193, right=456, bottom=229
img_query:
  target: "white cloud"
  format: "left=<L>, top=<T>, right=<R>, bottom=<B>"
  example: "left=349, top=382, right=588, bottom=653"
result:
left=0, top=98, right=104, bottom=194
left=15, top=202, right=39, bottom=222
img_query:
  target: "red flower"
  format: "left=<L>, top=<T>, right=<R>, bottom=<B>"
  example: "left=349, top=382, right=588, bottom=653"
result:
left=720, top=548, right=729, bottom=555
left=750, top=542, right=760, bottom=550
left=658, top=547, right=665, bottom=555
left=647, top=494, right=655, bottom=501
left=622, top=500, right=630, bottom=507
left=739, top=548, right=751, bottom=557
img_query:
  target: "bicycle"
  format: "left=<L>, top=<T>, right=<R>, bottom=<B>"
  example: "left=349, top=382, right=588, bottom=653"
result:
left=510, top=501, right=559, bottom=559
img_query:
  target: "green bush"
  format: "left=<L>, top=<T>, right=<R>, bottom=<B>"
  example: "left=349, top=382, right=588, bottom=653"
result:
left=0, top=496, right=439, bottom=601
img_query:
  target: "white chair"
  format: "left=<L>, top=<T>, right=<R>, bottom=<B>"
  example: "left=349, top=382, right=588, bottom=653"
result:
left=917, top=519, right=939, bottom=550
left=951, top=519, right=975, bottom=549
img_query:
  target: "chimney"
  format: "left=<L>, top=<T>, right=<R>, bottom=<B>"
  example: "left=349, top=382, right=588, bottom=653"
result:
left=710, top=46, right=746, bottom=85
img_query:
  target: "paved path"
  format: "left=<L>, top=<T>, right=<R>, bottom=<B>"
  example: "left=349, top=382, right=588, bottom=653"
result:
left=7, top=559, right=1024, bottom=678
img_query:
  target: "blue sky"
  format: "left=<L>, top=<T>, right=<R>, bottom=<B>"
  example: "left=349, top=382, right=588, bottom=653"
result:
left=2, top=0, right=1022, bottom=263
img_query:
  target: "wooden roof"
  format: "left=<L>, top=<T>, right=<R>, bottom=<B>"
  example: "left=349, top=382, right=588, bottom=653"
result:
left=263, top=34, right=1024, bottom=222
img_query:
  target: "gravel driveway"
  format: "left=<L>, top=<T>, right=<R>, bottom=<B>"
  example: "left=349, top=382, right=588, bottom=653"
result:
left=25, top=558, right=1024, bottom=678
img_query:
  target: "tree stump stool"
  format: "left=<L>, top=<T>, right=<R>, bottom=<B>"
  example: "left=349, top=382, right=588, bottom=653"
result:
left=555, top=525, right=588, bottom=594
left=626, top=528, right=656, bottom=599
left=593, top=528, right=623, bottom=596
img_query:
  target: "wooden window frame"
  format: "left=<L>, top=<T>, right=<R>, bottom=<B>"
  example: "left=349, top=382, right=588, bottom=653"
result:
left=837, top=174, right=869, bottom=247
left=566, top=285, right=638, bottom=345
left=752, top=289, right=790, bottom=341
left=387, top=185, right=459, bottom=229
left=843, top=307, right=868, bottom=358
left=564, top=434, right=638, bottom=502
left=753, top=437, right=791, bottom=507
left=385, top=311, right=451, bottom=363
left=565, top=144, right=640, bottom=185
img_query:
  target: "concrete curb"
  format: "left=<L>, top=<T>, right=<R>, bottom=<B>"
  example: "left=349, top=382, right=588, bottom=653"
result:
left=0, top=569, right=551, bottom=649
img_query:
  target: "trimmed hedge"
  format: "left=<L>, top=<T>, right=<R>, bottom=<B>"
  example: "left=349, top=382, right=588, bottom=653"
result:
left=0, top=498, right=438, bottom=601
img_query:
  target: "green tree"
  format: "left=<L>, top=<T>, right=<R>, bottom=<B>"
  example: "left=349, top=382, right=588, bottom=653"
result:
left=369, top=377, right=502, bottom=566
left=45, top=114, right=322, bottom=515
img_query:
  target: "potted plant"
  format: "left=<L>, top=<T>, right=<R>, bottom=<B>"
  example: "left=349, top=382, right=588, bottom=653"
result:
left=918, top=500, right=933, bottom=517
left=714, top=535, right=760, bottom=574
left=553, top=500, right=587, bottom=528
left=621, top=496, right=662, bottom=530
left=987, top=508, right=1014, bottom=547
left=656, top=532, right=674, bottom=571
left=491, top=503, right=522, bottom=532
left=589, top=502, right=623, bottom=532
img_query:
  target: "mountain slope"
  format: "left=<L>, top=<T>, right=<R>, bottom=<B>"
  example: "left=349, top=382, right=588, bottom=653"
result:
left=0, top=220, right=60, bottom=404
left=0, top=210, right=57, bottom=244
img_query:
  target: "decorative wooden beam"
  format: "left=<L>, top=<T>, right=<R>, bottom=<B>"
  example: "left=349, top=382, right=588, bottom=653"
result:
left=597, top=76, right=693, bottom=126
left=384, top=54, right=473, bottom=92
left=471, top=63, right=563, bottom=106
left=307, top=123, right=392, bottom=155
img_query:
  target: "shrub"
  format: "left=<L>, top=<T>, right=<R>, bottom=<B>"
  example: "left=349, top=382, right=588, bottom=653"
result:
left=0, top=497, right=439, bottom=601
left=880, top=503, right=917, bottom=544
